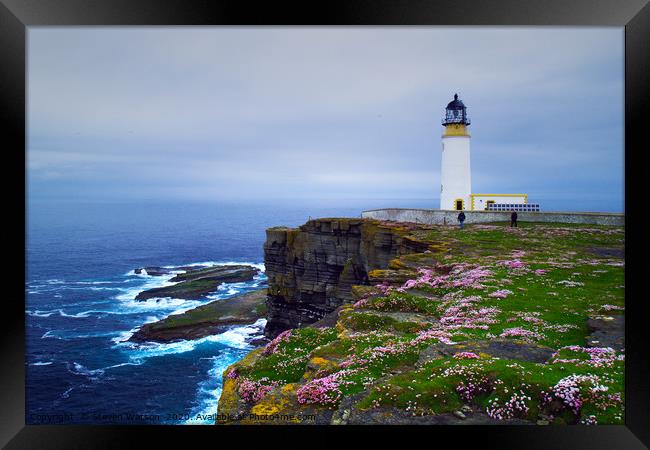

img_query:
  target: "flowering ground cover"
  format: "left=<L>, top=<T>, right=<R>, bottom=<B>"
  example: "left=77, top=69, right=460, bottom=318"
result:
left=218, top=221, right=624, bottom=425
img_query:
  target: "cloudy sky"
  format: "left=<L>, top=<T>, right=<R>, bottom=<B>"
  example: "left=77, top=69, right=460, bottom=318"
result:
left=27, top=27, right=624, bottom=211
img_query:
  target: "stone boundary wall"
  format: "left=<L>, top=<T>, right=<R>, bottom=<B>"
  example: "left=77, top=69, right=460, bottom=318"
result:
left=361, top=208, right=624, bottom=226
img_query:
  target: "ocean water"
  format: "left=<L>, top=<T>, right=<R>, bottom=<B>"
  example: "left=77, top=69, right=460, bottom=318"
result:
left=26, top=198, right=434, bottom=425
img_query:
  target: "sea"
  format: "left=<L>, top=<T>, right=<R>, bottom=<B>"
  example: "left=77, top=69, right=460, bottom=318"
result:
left=25, top=198, right=436, bottom=425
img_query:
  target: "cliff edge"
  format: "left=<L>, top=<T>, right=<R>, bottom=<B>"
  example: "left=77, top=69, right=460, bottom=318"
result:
left=263, top=218, right=433, bottom=337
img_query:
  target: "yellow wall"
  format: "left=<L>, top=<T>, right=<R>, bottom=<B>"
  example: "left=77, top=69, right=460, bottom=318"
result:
left=443, top=124, right=470, bottom=137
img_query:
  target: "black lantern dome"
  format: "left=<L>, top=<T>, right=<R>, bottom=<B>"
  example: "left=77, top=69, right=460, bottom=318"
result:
left=442, top=93, right=470, bottom=126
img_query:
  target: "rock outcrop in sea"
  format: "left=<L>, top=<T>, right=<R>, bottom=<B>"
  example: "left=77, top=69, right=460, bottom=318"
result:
left=135, top=265, right=259, bottom=301
left=129, top=289, right=268, bottom=343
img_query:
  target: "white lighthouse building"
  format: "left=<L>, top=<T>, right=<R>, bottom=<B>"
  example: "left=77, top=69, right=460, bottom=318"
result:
left=440, top=93, right=472, bottom=211
left=439, top=94, right=534, bottom=212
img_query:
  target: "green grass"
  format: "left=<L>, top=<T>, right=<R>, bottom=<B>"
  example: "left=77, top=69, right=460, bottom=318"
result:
left=417, top=222, right=624, bottom=264
left=244, top=328, right=338, bottom=383
left=363, top=291, right=440, bottom=314
left=357, top=354, right=624, bottom=424
left=338, top=310, right=430, bottom=334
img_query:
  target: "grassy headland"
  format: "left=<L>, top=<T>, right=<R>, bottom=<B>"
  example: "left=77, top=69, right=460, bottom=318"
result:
left=218, top=221, right=624, bottom=425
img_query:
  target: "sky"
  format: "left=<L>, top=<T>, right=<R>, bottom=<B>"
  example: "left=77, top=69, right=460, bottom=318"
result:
left=27, top=27, right=624, bottom=211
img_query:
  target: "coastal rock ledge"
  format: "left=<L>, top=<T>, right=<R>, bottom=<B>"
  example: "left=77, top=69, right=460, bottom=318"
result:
left=129, top=289, right=268, bottom=343
left=263, top=218, right=432, bottom=338
left=135, top=265, right=259, bottom=301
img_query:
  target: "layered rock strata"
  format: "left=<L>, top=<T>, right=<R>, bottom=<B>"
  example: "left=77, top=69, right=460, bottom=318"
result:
left=263, top=218, right=431, bottom=337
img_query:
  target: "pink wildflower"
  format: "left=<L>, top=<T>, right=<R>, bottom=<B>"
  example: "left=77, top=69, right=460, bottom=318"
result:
left=262, top=329, right=292, bottom=356
left=489, top=289, right=513, bottom=299
left=297, top=372, right=348, bottom=406
left=600, top=304, right=624, bottom=311
left=238, top=378, right=277, bottom=403
left=499, top=327, right=544, bottom=341
left=499, top=259, right=526, bottom=270
left=487, top=391, right=530, bottom=420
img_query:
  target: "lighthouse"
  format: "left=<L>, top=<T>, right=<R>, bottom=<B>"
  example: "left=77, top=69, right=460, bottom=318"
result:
left=440, top=93, right=472, bottom=211
left=438, top=93, right=535, bottom=212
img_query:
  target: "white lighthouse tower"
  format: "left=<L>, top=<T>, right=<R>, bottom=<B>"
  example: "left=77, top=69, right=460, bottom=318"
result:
left=440, top=93, right=472, bottom=211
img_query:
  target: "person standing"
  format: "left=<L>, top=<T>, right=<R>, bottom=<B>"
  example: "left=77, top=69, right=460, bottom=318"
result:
left=457, top=211, right=466, bottom=229
left=510, top=210, right=518, bottom=227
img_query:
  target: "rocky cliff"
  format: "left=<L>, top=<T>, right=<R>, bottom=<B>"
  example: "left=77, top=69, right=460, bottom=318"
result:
left=263, top=218, right=432, bottom=337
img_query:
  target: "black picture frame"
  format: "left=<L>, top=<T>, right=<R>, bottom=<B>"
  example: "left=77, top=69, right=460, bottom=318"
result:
left=2, top=0, right=648, bottom=448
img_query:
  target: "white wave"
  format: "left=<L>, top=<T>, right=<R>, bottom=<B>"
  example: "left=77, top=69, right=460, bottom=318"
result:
left=60, top=360, right=143, bottom=390
left=205, top=286, right=240, bottom=300
left=115, top=338, right=203, bottom=360
left=61, top=386, right=74, bottom=399
left=211, top=319, right=267, bottom=349
left=103, top=361, right=142, bottom=370
left=124, top=268, right=161, bottom=278
left=183, top=319, right=268, bottom=425
left=124, top=269, right=141, bottom=277
left=109, top=315, right=162, bottom=342
left=114, top=273, right=177, bottom=302
left=87, top=286, right=122, bottom=291
left=111, top=328, right=138, bottom=344
left=120, top=298, right=204, bottom=313
left=42, top=329, right=123, bottom=340
left=44, top=286, right=121, bottom=292
left=41, top=330, right=62, bottom=339
left=30, top=361, right=53, bottom=366
left=70, top=309, right=122, bottom=316
left=183, top=353, right=242, bottom=425
left=59, top=310, right=96, bottom=318
left=28, top=310, right=56, bottom=318
left=28, top=284, right=119, bottom=294
left=67, top=362, right=105, bottom=379
left=28, top=309, right=110, bottom=319
left=112, top=315, right=168, bottom=343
